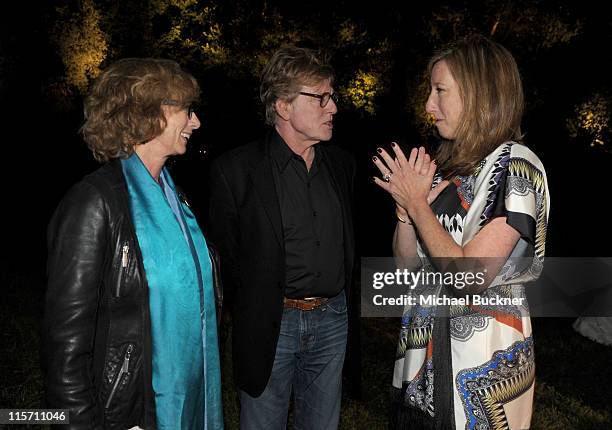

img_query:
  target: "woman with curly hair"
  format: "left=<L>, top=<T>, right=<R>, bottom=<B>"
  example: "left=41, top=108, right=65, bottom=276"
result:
left=43, top=58, right=223, bottom=430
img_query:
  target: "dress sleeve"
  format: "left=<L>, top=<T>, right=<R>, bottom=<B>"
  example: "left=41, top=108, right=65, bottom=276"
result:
left=488, top=151, right=549, bottom=261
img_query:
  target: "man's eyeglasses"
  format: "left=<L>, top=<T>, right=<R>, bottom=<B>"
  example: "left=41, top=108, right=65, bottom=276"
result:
left=298, top=91, right=339, bottom=108
left=162, top=99, right=195, bottom=119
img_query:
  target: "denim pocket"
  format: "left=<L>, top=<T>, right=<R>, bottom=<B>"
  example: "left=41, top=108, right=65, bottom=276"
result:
left=326, top=294, right=347, bottom=314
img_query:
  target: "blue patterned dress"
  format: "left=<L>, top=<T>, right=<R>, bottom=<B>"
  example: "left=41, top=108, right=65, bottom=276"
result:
left=392, top=142, right=550, bottom=429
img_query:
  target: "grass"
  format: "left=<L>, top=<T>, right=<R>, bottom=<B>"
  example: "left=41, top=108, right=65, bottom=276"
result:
left=1, top=265, right=611, bottom=429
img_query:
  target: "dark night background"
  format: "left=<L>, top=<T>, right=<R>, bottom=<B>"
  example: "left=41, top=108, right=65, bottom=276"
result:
left=1, top=0, right=611, bottom=428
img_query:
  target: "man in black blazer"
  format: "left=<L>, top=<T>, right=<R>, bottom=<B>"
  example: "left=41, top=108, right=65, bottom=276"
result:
left=209, top=46, right=355, bottom=429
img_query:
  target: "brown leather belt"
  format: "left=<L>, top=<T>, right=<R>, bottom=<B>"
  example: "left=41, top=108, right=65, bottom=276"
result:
left=283, top=297, right=329, bottom=311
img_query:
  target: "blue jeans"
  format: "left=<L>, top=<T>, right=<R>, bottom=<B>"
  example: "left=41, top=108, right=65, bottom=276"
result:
left=239, top=292, right=348, bottom=430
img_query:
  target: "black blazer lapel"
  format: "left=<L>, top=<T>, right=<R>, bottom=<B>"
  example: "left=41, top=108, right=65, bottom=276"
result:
left=248, top=138, right=284, bottom=247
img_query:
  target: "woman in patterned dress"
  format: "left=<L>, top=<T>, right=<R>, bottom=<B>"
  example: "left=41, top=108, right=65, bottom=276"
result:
left=373, top=35, right=550, bottom=429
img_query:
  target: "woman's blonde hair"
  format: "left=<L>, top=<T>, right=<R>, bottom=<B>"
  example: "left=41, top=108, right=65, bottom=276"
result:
left=430, top=35, right=524, bottom=178
left=81, top=58, right=199, bottom=162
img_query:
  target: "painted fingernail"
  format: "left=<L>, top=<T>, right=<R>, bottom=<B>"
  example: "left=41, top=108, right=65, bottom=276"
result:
left=377, top=148, right=382, bottom=153
left=372, top=156, right=378, bottom=162
left=391, top=142, right=397, bottom=147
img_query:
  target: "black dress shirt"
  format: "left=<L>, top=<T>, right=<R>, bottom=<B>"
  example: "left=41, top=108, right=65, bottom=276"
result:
left=270, top=131, right=345, bottom=298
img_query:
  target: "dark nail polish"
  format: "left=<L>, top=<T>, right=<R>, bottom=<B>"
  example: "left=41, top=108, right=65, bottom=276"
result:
left=377, top=148, right=382, bottom=153
left=372, top=156, right=378, bottom=162
left=391, top=142, right=397, bottom=147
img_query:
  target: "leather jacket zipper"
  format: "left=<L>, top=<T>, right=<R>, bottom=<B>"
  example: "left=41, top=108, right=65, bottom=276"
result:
left=114, top=243, right=129, bottom=297
left=104, top=344, right=133, bottom=409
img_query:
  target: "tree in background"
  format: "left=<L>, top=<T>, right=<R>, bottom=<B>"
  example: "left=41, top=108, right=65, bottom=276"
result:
left=46, top=0, right=608, bottom=151
left=53, top=0, right=108, bottom=94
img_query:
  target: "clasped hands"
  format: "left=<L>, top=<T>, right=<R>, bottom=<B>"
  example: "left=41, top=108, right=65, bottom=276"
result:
left=372, top=143, right=449, bottom=224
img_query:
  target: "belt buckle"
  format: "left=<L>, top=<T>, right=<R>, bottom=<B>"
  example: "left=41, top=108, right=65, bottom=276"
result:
left=283, top=296, right=326, bottom=311
left=299, top=297, right=316, bottom=311
left=307, top=297, right=327, bottom=310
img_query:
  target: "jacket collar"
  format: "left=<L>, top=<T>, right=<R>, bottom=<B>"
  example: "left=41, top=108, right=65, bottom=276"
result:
left=248, top=131, right=284, bottom=246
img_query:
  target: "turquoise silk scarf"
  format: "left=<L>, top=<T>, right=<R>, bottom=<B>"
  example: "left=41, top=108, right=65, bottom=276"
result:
left=121, top=154, right=223, bottom=430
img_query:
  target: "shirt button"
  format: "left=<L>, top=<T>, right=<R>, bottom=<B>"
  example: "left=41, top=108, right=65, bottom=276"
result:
left=313, top=211, right=318, bottom=217
left=316, top=240, right=321, bottom=247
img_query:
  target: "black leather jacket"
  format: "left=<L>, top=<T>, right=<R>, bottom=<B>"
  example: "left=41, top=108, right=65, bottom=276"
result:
left=43, top=161, right=222, bottom=430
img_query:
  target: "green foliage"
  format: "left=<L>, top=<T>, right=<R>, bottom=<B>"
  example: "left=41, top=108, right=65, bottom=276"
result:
left=332, top=21, right=394, bottom=116
left=341, top=70, right=383, bottom=115
left=411, top=74, right=436, bottom=139
left=152, top=1, right=229, bottom=67
left=45, top=0, right=608, bottom=152
left=54, top=0, right=108, bottom=94
left=567, top=93, right=611, bottom=151
left=337, top=21, right=364, bottom=46
left=421, top=1, right=582, bottom=50
left=408, top=0, right=585, bottom=141
left=538, top=14, right=582, bottom=49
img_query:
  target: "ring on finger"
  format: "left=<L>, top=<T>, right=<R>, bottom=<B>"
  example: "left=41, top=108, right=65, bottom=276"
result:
left=383, top=173, right=392, bottom=182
